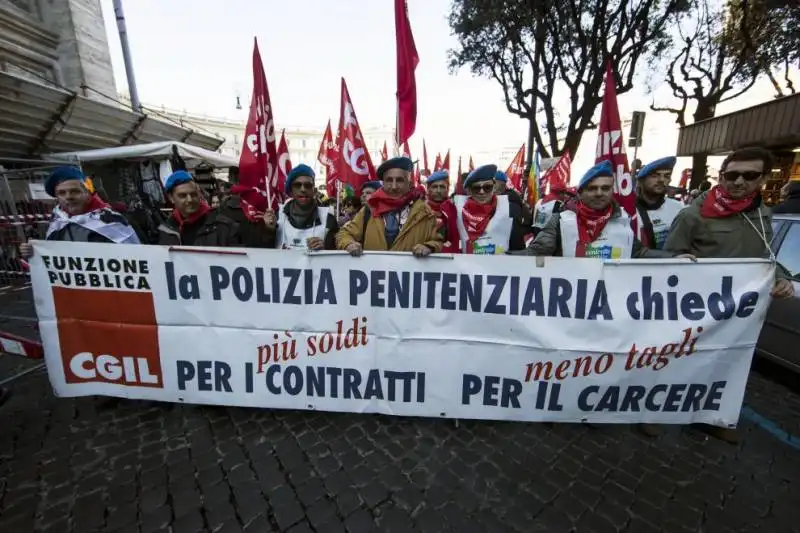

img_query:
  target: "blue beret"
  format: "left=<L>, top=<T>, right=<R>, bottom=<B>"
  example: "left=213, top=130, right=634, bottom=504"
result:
left=637, top=156, right=677, bottom=180
left=464, top=164, right=498, bottom=189
left=285, top=164, right=315, bottom=191
left=164, top=170, right=194, bottom=193
left=376, top=156, right=413, bottom=179
left=494, top=170, right=508, bottom=182
left=362, top=180, right=383, bottom=191
left=578, top=160, right=614, bottom=190
left=45, top=166, right=85, bottom=197
left=427, top=170, right=449, bottom=184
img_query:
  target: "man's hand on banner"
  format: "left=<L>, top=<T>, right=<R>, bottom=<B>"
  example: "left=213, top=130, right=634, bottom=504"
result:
left=345, top=242, right=363, bottom=257
left=771, top=278, right=795, bottom=299
left=19, top=242, right=33, bottom=259
left=262, top=210, right=277, bottom=229
left=412, top=244, right=432, bottom=258
left=306, top=237, right=324, bottom=251
left=675, top=254, right=697, bottom=262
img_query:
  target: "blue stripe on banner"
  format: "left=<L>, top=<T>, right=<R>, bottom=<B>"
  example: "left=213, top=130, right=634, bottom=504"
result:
left=740, top=406, right=800, bottom=451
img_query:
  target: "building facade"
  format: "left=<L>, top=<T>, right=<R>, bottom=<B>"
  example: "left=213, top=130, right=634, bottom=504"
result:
left=143, top=103, right=396, bottom=179
left=0, top=0, right=116, bottom=99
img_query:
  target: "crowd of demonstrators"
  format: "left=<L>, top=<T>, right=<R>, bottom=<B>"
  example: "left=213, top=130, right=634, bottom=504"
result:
left=9, top=148, right=798, bottom=446
left=336, top=157, right=442, bottom=257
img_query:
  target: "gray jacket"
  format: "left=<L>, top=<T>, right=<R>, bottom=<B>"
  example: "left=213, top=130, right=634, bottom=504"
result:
left=516, top=204, right=674, bottom=259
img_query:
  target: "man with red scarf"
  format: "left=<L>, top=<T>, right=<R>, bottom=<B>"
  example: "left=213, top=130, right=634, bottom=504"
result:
left=426, top=170, right=460, bottom=253
left=157, top=171, right=240, bottom=247
left=19, top=166, right=140, bottom=259
left=336, top=156, right=441, bottom=257
left=523, top=161, right=683, bottom=260
left=453, top=165, right=528, bottom=254
left=665, top=148, right=794, bottom=443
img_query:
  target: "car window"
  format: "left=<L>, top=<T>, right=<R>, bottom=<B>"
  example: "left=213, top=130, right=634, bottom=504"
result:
left=776, top=222, right=800, bottom=278
left=772, top=220, right=783, bottom=239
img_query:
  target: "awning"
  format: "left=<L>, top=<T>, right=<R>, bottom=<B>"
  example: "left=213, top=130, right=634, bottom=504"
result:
left=44, top=141, right=237, bottom=168
left=0, top=71, right=225, bottom=158
left=677, top=93, right=800, bottom=156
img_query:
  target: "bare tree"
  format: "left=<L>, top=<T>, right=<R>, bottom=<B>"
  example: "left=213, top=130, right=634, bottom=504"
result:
left=652, top=0, right=797, bottom=188
left=448, top=0, right=688, bottom=162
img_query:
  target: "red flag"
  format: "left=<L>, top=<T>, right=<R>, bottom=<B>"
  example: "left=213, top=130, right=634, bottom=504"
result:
left=542, top=152, right=572, bottom=200
left=277, top=130, right=292, bottom=191
left=457, top=156, right=462, bottom=178
left=442, top=149, right=451, bottom=174
left=434, top=153, right=442, bottom=171
left=423, top=140, right=429, bottom=173
left=236, top=38, right=282, bottom=212
left=380, top=141, right=389, bottom=162
left=395, top=0, right=419, bottom=146
left=455, top=156, right=466, bottom=195
left=505, top=144, right=525, bottom=192
left=678, top=168, right=691, bottom=190
left=595, top=61, right=636, bottom=229
left=468, top=156, right=475, bottom=172
left=336, top=78, right=376, bottom=195
left=317, top=120, right=339, bottom=197
left=402, top=141, right=411, bottom=158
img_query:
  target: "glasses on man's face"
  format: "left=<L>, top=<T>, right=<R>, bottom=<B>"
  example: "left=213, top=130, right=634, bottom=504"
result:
left=292, top=182, right=315, bottom=191
left=722, top=171, right=762, bottom=182
left=470, top=183, right=494, bottom=194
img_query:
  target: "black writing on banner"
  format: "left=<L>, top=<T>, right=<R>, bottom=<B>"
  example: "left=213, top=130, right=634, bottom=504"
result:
left=163, top=261, right=761, bottom=322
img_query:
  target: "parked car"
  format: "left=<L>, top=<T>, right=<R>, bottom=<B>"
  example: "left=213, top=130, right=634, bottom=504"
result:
left=755, top=214, right=800, bottom=373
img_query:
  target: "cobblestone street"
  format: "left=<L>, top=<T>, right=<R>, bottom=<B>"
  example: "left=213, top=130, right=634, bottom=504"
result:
left=1, top=290, right=799, bottom=533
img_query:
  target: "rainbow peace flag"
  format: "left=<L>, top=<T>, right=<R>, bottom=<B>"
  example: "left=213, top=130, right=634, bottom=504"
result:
left=526, top=147, right=542, bottom=206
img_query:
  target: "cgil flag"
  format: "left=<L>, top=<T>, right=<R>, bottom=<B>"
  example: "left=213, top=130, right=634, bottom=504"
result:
left=276, top=129, right=292, bottom=192
left=335, top=78, right=376, bottom=196
left=595, top=61, right=637, bottom=232
left=317, top=119, right=339, bottom=198
left=235, top=38, right=282, bottom=214
left=505, top=144, right=525, bottom=192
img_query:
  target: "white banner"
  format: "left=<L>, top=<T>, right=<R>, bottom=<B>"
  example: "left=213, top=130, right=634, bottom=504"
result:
left=30, top=241, right=775, bottom=427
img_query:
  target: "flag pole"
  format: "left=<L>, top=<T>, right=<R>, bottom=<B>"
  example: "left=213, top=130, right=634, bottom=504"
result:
left=336, top=180, right=341, bottom=219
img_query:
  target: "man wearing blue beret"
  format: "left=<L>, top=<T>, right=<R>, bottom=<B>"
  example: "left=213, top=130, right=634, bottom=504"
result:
left=157, top=171, right=241, bottom=247
left=425, top=170, right=459, bottom=253
left=452, top=164, right=529, bottom=254
left=336, top=156, right=442, bottom=256
left=521, top=160, right=694, bottom=260
left=262, top=164, right=338, bottom=251
left=635, top=156, right=685, bottom=249
left=19, top=166, right=140, bottom=259
left=494, top=170, right=533, bottom=227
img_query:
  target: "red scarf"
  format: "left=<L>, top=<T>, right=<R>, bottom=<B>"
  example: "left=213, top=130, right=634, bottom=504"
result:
left=427, top=199, right=445, bottom=214
left=462, top=196, right=497, bottom=253
left=428, top=199, right=460, bottom=253
left=701, top=186, right=759, bottom=218
left=172, top=201, right=212, bottom=231
left=573, top=201, right=613, bottom=257
left=74, top=194, right=109, bottom=215
left=367, top=188, right=420, bottom=217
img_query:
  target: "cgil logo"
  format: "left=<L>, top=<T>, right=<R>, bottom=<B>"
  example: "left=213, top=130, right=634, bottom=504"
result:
left=68, top=352, right=161, bottom=386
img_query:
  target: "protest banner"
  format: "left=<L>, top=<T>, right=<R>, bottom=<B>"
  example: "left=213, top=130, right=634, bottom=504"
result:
left=29, top=241, right=774, bottom=427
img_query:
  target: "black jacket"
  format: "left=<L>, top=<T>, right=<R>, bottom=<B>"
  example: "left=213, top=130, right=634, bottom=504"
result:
left=217, top=195, right=275, bottom=247
left=773, top=182, right=800, bottom=214
left=504, top=188, right=533, bottom=227
left=507, top=200, right=530, bottom=252
left=157, top=209, right=240, bottom=247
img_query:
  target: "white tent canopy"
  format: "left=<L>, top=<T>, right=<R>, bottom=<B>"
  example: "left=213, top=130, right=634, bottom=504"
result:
left=44, top=141, right=237, bottom=169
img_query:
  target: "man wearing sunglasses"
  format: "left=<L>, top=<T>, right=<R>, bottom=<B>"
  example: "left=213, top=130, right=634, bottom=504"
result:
left=453, top=164, right=529, bottom=254
left=521, top=160, right=682, bottom=260
left=263, top=164, right=338, bottom=251
left=336, top=156, right=442, bottom=257
left=635, top=156, right=686, bottom=250
left=425, top=170, right=460, bottom=253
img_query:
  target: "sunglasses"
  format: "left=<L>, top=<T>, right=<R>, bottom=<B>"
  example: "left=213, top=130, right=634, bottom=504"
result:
left=292, top=182, right=315, bottom=191
left=722, top=171, right=762, bottom=182
left=470, top=183, right=494, bottom=194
